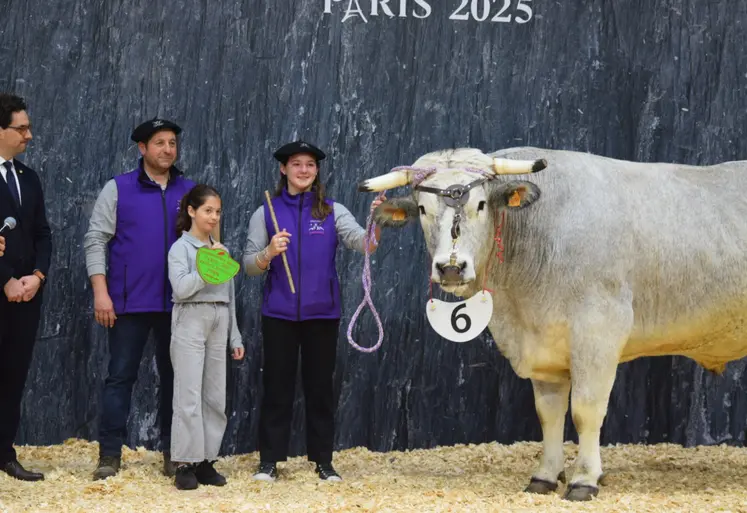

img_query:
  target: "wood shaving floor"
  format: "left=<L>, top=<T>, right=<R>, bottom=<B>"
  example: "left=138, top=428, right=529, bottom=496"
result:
left=1, top=439, right=746, bottom=512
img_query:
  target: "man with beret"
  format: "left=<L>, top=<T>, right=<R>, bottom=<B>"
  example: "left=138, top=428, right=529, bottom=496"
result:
left=84, top=118, right=195, bottom=480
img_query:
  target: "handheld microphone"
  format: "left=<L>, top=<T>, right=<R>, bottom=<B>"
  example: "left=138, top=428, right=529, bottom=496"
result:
left=0, top=216, right=17, bottom=234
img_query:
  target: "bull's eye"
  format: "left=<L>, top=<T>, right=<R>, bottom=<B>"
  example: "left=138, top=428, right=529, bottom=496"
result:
left=418, top=205, right=426, bottom=216
left=477, top=201, right=486, bottom=212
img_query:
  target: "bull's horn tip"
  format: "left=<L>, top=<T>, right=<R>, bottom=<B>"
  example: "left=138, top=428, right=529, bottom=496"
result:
left=357, top=182, right=373, bottom=193
left=532, top=159, right=548, bottom=173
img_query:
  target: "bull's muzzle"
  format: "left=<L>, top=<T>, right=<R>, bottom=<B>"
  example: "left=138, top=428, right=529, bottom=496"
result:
left=435, top=261, right=467, bottom=284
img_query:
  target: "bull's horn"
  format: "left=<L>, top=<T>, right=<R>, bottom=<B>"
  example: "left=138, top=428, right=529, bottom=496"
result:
left=357, top=169, right=413, bottom=192
left=492, top=158, right=548, bottom=175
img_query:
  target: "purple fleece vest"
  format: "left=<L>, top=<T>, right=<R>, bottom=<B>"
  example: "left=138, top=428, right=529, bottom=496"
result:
left=107, top=164, right=195, bottom=314
left=262, top=188, right=340, bottom=321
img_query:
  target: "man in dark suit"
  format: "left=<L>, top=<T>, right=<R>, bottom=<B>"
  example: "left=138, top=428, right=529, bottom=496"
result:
left=0, top=93, right=51, bottom=481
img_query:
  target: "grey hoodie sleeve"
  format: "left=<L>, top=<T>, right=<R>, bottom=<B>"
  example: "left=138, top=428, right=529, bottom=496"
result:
left=168, top=241, right=208, bottom=300
left=228, top=279, right=243, bottom=350
left=242, top=206, right=271, bottom=276
left=334, top=202, right=368, bottom=254
left=84, top=179, right=118, bottom=277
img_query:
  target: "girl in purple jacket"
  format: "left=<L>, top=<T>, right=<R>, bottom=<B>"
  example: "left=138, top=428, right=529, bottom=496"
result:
left=242, top=140, right=384, bottom=482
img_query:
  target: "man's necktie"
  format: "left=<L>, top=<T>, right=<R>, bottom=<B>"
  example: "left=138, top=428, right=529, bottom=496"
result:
left=3, top=161, right=20, bottom=207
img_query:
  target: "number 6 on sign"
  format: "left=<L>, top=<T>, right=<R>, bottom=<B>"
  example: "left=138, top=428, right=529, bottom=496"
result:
left=425, top=291, right=493, bottom=343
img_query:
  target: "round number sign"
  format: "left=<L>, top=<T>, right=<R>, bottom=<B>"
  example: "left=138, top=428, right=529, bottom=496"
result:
left=425, top=290, right=493, bottom=343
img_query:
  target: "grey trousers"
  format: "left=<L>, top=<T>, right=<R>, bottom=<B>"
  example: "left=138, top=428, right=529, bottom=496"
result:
left=170, top=302, right=229, bottom=463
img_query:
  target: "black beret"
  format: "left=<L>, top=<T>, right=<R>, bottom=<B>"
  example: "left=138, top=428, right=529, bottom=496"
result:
left=130, top=118, right=182, bottom=143
left=273, top=140, right=326, bottom=164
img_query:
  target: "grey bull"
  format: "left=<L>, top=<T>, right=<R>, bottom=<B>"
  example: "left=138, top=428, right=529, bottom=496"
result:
left=358, top=147, right=747, bottom=501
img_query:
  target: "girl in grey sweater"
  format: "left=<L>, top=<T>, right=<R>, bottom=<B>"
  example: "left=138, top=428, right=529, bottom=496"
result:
left=167, top=184, right=245, bottom=490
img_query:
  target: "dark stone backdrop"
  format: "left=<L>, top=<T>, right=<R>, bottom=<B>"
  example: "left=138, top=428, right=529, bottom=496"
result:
left=1, top=0, right=746, bottom=457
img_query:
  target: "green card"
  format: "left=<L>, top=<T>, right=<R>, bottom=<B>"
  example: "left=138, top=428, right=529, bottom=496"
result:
left=196, top=247, right=240, bottom=285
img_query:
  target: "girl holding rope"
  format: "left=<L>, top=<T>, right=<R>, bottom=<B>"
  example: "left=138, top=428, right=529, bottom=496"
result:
left=242, top=141, right=384, bottom=482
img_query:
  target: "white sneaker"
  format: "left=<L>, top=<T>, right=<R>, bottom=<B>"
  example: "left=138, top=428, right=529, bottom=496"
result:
left=252, top=462, right=277, bottom=482
left=316, top=463, right=342, bottom=482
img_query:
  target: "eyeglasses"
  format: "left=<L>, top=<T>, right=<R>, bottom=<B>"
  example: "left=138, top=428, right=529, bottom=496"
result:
left=6, top=124, right=32, bottom=135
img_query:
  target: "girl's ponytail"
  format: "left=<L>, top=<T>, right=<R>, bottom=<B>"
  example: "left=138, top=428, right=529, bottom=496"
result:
left=176, top=189, right=194, bottom=235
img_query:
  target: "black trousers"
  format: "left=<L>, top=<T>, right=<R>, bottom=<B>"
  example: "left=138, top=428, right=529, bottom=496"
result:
left=0, top=292, right=43, bottom=464
left=259, top=315, right=339, bottom=464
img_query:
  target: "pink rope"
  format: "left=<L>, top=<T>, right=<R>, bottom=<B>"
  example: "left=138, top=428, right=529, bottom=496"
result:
left=346, top=191, right=387, bottom=352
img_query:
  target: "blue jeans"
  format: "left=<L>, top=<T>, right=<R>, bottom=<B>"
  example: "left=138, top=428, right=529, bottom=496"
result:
left=98, top=313, right=173, bottom=457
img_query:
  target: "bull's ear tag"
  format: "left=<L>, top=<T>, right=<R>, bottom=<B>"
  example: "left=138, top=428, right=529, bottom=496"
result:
left=508, top=191, right=522, bottom=207
left=392, top=209, right=406, bottom=221
left=425, top=291, right=493, bottom=343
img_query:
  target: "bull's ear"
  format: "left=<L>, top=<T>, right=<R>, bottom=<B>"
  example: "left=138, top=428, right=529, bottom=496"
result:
left=490, top=181, right=541, bottom=210
left=372, top=198, right=419, bottom=228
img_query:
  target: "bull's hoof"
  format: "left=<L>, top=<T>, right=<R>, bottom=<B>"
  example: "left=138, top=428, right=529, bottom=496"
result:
left=563, top=483, right=599, bottom=502
left=524, top=477, right=558, bottom=494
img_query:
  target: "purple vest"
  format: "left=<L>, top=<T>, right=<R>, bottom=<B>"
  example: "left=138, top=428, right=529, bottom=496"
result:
left=107, top=163, right=195, bottom=314
left=262, top=188, right=340, bottom=321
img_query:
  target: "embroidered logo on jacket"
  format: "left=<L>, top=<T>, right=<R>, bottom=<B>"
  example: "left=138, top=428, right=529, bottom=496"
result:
left=309, top=219, right=325, bottom=235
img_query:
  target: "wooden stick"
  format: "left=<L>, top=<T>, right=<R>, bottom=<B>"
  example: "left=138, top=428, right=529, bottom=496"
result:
left=211, top=220, right=221, bottom=243
left=264, top=190, right=296, bottom=294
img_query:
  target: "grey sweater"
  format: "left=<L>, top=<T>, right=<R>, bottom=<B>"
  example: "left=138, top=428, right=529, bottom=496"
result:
left=168, top=232, right=243, bottom=350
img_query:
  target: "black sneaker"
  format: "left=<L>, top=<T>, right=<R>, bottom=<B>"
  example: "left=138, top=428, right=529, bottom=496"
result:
left=252, top=461, right=277, bottom=482
left=316, top=462, right=342, bottom=482
left=93, top=455, right=121, bottom=481
left=174, top=464, right=199, bottom=490
left=195, top=460, right=227, bottom=486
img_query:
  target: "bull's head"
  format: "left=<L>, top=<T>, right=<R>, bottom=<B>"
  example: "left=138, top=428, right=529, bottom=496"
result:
left=358, top=149, right=547, bottom=296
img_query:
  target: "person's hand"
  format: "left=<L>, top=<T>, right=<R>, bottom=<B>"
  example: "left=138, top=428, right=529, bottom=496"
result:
left=94, top=290, right=117, bottom=328
left=19, top=275, right=41, bottom=302
left=370, top=195, right=387, bottom=213
left=232, top=347, right=245, bottom=360
left=212, top=242, right=228, bottom=253
left=267, top=230, right=292, bottom=258
left=3, top=277, right=24, bottom=302
left=0, top=235, right=5, bottom=257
